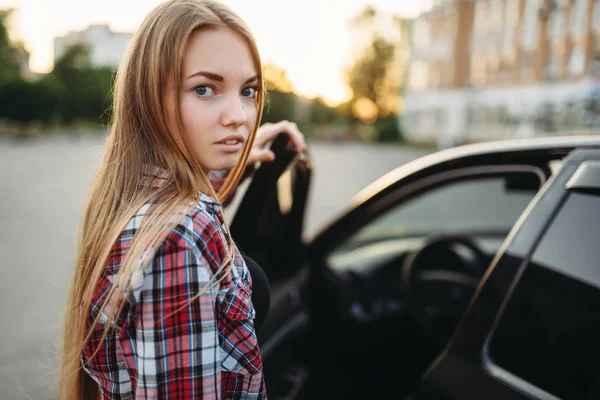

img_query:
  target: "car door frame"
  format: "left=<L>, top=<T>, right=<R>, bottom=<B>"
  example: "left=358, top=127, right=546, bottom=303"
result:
left=305, top=140, right=600, bottom=399
left=414, top=147, right=600, bottom=399
left=307, top=143, right=571, bottom=260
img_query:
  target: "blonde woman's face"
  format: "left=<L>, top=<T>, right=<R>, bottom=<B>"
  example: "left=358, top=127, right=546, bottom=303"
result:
left=178, top=28, right=259, bottom=172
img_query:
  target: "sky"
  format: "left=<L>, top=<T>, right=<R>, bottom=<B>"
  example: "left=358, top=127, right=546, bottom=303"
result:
left=0, top=0, right=425, bottom=104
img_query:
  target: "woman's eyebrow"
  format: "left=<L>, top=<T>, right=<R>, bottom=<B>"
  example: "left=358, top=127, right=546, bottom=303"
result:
left=186, top=71, right=258, bottom=84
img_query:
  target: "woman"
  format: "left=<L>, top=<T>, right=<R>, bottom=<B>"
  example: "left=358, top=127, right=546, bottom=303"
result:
left=59, top=1, right=305, bottom=398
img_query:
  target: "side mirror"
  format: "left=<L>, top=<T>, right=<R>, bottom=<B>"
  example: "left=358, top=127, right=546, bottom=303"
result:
left=504, top=173, right=540, bottom=193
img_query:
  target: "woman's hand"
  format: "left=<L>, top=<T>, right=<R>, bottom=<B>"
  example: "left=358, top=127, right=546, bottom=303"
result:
left=247, top=120, right=307, bottom=165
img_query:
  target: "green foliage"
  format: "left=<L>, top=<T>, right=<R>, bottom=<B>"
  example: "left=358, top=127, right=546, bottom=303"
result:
left=0, top=7, right=117, bottom=129
left=53, top=43, right=92, bottom=74
left=0, top=77, right=60, bottom=124
left=334, top=100, right=358, bottom=122
left=0, top=9, right=26, bottom=83
left=54, top=66, right=115, bottom=125
left=0, top=9, right=116, bottom=128
left=261, top=89, right=351, bottom=138
left=0, top=7, right=350, bottom=138
left=50, top=43, right=115, bottom=125
left=261, top=90, right=298, bottom=125
left=346, top=5, right=410, bottom=122
left=262, top=62, right=341, bottom=135
left=310, top=97, right=338, bottom=125
left=372, top=116, right=403, bottom=142
left=0, top=9, right=60, bottom=127
left=347, top=35, right=398, bottom=118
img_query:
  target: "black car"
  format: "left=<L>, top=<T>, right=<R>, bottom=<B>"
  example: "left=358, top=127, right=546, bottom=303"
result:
left=230, top=134, right=600, bottom=400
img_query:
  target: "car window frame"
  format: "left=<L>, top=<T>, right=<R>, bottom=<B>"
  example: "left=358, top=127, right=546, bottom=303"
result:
left=403, top=148, right=600, bottom=400
left=328, top=164, right=546, bottom=256
left=481, top=158, right=600, bottom=399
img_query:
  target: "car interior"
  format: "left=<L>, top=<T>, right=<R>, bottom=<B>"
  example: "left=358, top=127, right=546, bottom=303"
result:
left=230, top=134, right=568, bottom=399
left=305, top=171, right=545, bottom=399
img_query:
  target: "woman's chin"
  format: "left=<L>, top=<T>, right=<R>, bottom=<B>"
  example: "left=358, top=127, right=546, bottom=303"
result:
left=205, top=156, right=242, bottom=172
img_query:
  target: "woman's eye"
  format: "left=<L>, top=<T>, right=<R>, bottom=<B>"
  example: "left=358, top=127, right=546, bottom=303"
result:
left=242, top=86, right=257, bottom=98
left=194, top=85, right=215, bottom=97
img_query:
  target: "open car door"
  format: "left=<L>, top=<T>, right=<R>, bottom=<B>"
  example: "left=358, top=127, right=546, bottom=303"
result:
left=230, top=133, right=312, bottom=387
left=231, top=133, right=311, bottom=286
left=230, top=133, right=313, bottom=399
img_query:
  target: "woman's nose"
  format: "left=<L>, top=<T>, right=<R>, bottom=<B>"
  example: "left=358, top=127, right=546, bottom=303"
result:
left=221, top=95, right=247, bottom=127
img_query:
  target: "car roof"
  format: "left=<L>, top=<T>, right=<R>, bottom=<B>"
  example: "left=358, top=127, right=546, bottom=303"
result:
left=439, top=134, right=600, bottom=158
left=352, top=134, right=600, bottom=207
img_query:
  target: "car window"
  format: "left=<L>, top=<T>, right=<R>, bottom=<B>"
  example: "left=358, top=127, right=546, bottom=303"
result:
left=327, top=172, right=540, bottom=271
left=349, top=174, right=537, bottom=244
left=487, top=191, right=600, bottom=399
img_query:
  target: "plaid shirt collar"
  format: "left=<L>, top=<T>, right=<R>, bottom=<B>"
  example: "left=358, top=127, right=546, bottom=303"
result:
left=141, top=164, right=223, bottom=213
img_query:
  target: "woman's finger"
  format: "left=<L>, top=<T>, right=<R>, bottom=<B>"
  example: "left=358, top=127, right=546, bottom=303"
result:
left=255, top=121, right=306, bottom=151
left=254, top=121, right=286, bottom=147
left=247, top=148, right=276, bottom=165
left=285, top=122, right=306, bottom=151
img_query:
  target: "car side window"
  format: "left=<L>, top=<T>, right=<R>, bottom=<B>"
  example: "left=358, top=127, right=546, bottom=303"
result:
left=487, top=191, right=600, bottom=399
left=328, top=172, right=540, bottom=270
left=363, top=177, right=534, bottom=235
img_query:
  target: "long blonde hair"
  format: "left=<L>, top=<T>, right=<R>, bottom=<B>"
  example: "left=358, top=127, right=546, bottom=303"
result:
left=59, top=1, right=264, bottom=399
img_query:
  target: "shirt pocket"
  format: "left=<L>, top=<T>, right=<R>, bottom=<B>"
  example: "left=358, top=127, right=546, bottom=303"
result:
left=217, top=271, right=262, bottom=376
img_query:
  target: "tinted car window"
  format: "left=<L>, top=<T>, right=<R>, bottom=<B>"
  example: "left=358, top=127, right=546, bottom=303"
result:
left=328, top=173, right=539, bottom=272
left=488, top=192, right=600, bottom=399
left=352, top=175, right=537, bottom=242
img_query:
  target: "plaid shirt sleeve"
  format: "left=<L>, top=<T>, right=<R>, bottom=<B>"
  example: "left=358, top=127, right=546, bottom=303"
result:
left=131, top=225, right=223, bottom=399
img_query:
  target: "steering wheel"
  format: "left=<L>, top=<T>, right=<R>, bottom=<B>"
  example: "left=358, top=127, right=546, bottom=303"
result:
left=401, top=235, right=489, bottom=345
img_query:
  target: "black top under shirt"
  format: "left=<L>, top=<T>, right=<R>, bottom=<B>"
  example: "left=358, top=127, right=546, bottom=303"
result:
left=242, top=254, right=271, bottom=333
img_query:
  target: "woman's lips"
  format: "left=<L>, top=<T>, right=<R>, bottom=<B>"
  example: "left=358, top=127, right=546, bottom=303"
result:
left=215, top=135, right=244, bottom=152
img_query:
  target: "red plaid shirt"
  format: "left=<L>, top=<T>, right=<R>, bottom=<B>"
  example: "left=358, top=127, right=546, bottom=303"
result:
left=81, top=168, right=266, bottom=399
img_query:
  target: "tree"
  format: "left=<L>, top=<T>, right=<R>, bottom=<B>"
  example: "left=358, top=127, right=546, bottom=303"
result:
left=310, top=96, right=338, bottom=125
left=264, top=62, right=294, bottom=93
left=347, top=35, right=398, bottom=119
left=261, top=62, right=300, bottom=124
left=50, top=43, right=115, bottom=124
left=0, top=9, right=60, bottom=128
left=260, top=62, right=343, bottom=137
left=345, top=6, right=411, bottom=120
left=0, top=77, right=60, bottom=127
left=0, top=8, right=28, bottom=82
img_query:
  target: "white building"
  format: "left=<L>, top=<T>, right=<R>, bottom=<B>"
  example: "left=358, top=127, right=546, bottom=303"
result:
left=402, top=0, right=600, bottom=148
left=54, top=24, right=132, bottom=68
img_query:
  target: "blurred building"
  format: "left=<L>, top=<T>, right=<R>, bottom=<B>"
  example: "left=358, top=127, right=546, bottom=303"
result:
left=54, top=24, right=132, bottom=68
left=403, top=0, right=600, bottom=146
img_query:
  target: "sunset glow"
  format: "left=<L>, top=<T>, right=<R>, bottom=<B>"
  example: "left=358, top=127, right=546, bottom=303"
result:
left=0, top=0, right=424, bottom=105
